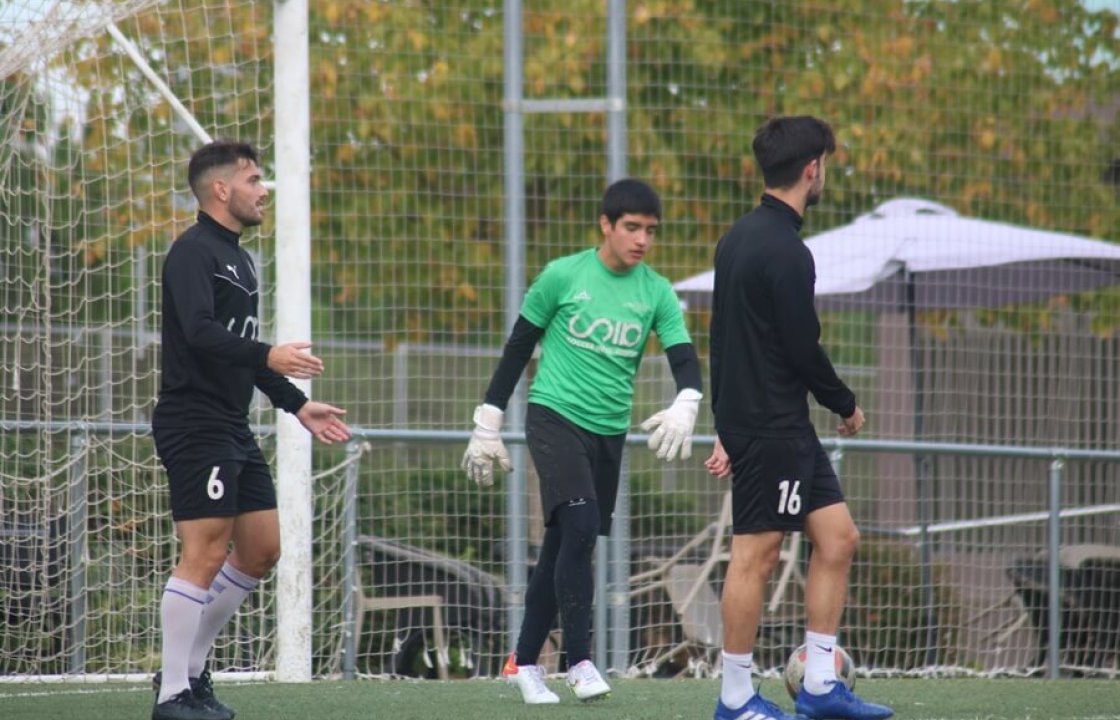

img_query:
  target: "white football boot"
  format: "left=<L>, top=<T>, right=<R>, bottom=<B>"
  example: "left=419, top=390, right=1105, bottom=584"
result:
left=566, top=659, right=611, bottom=701
left=502, top=654, right=560, bottom=705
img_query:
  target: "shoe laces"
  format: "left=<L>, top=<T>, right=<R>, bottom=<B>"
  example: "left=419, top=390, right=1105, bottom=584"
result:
left=749, top=692, right=783, bottom=716
left=192, top=671, right=214, bottom=698
left=825, top=680, right=858, bottom=702
left=163, top=689, right=198, bottom=707
left=569, top=660, right=601, bottom=685
left=521, top=665, right=552, bottom=695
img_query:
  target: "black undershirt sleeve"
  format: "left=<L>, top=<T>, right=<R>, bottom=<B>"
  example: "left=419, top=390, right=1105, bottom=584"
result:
left=255, top=368, right=309, bottom=415
left=665, top=343, right=702, bottom=395
left=483, top=315, right=546, bottom=410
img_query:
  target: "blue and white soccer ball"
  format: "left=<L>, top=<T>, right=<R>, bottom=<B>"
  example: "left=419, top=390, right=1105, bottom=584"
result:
left=783, top=643, right=855, bottom=700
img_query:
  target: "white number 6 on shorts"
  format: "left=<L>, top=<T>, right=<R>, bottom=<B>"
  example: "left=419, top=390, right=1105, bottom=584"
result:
left=206, top=465, right=225, bottom=500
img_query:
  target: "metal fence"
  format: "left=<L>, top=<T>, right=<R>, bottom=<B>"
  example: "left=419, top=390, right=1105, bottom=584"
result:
left=3, top=0, right=1119, bottom=682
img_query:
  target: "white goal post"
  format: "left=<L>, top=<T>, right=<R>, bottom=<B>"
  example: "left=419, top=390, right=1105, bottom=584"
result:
left=272, top=0, right=314, bottom=684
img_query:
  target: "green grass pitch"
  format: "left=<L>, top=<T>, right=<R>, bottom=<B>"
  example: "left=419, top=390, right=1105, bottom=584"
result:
left=2, top=677, right=1118, bottom=720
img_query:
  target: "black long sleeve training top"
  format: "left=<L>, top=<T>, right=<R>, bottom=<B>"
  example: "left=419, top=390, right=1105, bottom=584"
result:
left=152, top=212, right=307, bottom=430
left=710, top=194, right=855, bottom=437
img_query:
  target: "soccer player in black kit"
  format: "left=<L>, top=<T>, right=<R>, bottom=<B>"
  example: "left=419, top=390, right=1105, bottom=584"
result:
left=150, top=141, right=350, bottom=720
left=706, top=117, right=892, bottom=720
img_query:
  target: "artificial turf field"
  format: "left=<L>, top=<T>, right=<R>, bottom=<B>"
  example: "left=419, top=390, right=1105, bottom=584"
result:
left=2, top=677, right=1118, bottom=720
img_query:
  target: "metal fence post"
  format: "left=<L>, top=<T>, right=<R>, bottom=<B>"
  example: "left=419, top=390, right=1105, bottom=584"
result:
left=502, top=0, right=529, bottom=654
left=604, top=0, right=628, bottom=673
left=1046, top=457, right=1065, bottom=679
left=916, top=453, right=937, bottom=666
left=67, top=432, right=88, bottom=674
left=594, top=539, right=608, bottom=666
left=608, top=448, right=631, bottom=673
left=340, top=440, right=363, bottom=680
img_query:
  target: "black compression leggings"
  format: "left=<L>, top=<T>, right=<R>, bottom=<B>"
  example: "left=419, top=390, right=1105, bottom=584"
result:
left=515, top=499, right=600, bottom=667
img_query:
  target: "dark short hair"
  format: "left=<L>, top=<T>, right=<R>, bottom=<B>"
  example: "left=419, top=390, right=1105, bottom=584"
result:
left=752, top=116, right=836, bottom=188
left=601, top=178, right=661, bottom=224
left=187, top=140, right=260, bottom=198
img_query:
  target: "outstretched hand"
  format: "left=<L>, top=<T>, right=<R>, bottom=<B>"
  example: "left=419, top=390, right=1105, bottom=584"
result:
left=296, top=401, right=351, bottom=444
left=268, top=341, right=324, bottom=380
left=640, top=388, right=702, bottom=462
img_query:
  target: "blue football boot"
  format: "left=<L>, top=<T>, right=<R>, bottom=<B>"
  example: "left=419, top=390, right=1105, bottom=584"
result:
left=795, top=682, right=893, bottom=720
left=715, top=691, right=805, bottom=720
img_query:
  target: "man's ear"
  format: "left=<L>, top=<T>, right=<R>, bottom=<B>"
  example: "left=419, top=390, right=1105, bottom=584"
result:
left=599, top=214, right=613, bottom=235
left=212, top=176, right=229, bottom=203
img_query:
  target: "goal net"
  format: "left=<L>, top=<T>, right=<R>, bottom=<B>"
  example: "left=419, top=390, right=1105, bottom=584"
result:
left=0, top=0, right=277, bottom=678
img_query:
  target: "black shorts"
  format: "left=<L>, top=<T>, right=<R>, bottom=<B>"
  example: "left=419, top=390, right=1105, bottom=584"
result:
left=720, top=428, right=845, bottom=534
left=152, top=424, right=276, bottom=522
left=525, top=403, right=625, bottom=536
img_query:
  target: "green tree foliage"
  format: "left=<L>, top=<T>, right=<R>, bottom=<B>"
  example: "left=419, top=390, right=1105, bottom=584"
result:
left=1, top=3, right=273, bottom=329
left=5, top=0, right=1117, bottom=339
left=306, top=0, right=1119, bottom=343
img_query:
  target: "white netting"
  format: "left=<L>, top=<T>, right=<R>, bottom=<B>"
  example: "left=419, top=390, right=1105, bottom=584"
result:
left=0, top=0, right=274, bottom=677
left=0, top=1, right=162, bottom=80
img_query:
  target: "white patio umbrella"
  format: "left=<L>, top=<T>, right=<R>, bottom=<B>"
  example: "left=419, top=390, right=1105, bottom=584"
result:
left=675, top=195, right=1120, bottom=488
left=674, top=197, right=1120, bottom=312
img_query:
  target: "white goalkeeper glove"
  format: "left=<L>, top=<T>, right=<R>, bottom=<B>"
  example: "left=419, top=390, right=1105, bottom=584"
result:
left=461, top=403, right=512, bottom=486
left=640, top=388, right=703, bottom=462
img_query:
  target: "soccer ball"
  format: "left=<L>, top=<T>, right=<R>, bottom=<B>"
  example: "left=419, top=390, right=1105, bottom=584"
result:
left=783, top=643, right=855, bottom=700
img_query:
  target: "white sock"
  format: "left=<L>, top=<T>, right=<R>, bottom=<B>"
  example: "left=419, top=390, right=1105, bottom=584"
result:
left=158, top=577, right=209, bottom=703
left=804, top=630, right=838, bottom=695
left=188, top=561, right=260, bottom=677
left=719, top=651, right=755, bottom=709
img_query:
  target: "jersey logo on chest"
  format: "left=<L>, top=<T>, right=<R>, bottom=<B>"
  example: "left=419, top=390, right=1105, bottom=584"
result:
left=566, top=315, right=643, bottom=351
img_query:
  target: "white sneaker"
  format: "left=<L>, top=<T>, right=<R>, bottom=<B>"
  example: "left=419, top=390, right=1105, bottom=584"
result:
left=566, top=659, right=611, bottom=701
left=502, top=654, right=560, bottom=705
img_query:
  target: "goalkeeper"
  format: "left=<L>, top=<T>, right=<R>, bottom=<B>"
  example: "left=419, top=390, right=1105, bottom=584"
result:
left=462, top=178, right=702, bottom=705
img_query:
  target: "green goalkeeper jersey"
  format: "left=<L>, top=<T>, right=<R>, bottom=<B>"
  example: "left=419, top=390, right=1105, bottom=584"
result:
left=521, top=248, right=691, bottom=435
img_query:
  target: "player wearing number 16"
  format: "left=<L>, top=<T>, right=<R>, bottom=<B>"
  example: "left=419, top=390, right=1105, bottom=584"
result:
left=149, top=141, right=351, bottom=720
left=462, top=179, right=703, bottom=704
left=706, top=117, right=892, bottom=720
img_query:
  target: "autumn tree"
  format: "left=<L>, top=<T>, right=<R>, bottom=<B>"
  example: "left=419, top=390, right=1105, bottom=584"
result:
left=4, top=0, right=1117, bottom=339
